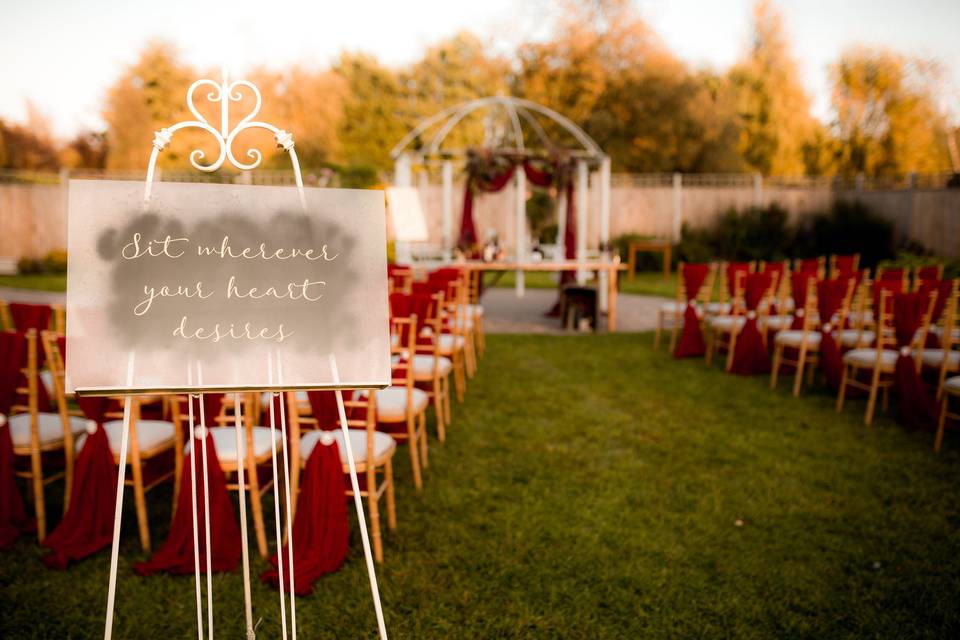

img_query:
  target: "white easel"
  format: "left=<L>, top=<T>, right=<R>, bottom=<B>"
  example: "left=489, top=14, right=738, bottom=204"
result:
left=100, top=68, right=388, bottom=640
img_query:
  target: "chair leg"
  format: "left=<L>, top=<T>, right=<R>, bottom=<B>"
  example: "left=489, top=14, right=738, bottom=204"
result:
left=433, top=376, right=446, bottom=443
left=247, top=463, right=269, bottom=558
left=770, top=344, right=783, bottom=389
left=442, top=374, right=452, bottom=425
left=725, top=331, right=737, bottom=372
left=171, top=443, right=183, bottom=523
left=131, top=465, right=151, bottom=553
left=418, top=411, right=428, bottom=468
left=475, top=313, right=485, bottom=357
left=406, top=415, right=423, bottom=490
left=935, top=395, right=949, bottom=453
left=367, top=476, right=383, bottom=564
left=865, top=368, right=882, bottom=426
left=464, top=333, right=477, bottom=378
left=705, top=329, right=714, bottom=366
left=881, top=384, right=890, bottom=412
left=792, top=346, right=807, bottom=397
left=384, top=459, right=397, bottom=530
left=836, top=365, right=849, bottom=412
left=63, top=442, right=75, bottom=515
left=452, top=352, right=466, bottom=402
left=654, top=312, right=663, bottom=349
left=29, top=450, right=46, bottom=541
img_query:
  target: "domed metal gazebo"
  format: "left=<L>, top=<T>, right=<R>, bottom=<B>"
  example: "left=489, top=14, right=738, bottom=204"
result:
left=389, top=96, right=611, bottom=296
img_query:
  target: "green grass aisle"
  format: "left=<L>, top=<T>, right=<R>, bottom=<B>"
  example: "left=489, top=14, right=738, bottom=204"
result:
left=2, top=334, right=959, bottom=637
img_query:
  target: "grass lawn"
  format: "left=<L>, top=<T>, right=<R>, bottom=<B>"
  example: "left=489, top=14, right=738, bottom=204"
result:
left=486, top=270, right=678, bottom=298
left=2, top=334, right=959, bottom=638
left=0, top=274, right=67, bottom=292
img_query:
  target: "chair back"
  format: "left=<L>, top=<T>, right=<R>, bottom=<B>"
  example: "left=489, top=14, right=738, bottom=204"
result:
left=794, top=257, right=825, bottom=280
left=387, top=265, right=413, bottom=295
left=830, top=254, right=860, bottom=278
left=913, top=265, right=944, bottom=291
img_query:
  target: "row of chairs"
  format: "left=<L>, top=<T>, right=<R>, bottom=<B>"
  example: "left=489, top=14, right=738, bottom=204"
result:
left=654, top=255, right=960, bottom=450
left=0, top=267, right=486, bottom=564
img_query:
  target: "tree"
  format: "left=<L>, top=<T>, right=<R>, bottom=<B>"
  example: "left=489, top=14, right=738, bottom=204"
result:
left=0, top=118, right=59, bottom=170
left=728, top=0, right=815, bottom=176
left=830, top=46, right=951, bottom=177
left=59, top=131, right=108, bottom=169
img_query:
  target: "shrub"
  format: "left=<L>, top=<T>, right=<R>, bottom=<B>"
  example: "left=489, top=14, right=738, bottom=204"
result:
left=676, top=203, right=792, bottom=263
left=611, top=233, right=671, bottom=270
left=794, top=199, right=895, bottom=270
left=42, top=249, right=68, bottom=274
left=17, top=256, right=43, bottom=275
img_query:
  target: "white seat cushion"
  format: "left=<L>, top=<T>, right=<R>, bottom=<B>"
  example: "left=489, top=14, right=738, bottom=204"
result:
left=8, top=412, right=88, bottom=448
left=300, top=428, right=395, bottom=464
left=837, top=330, right=875, bottom=347
left=944, top=376, right=960, bottom=393
left=930, top=326, right=960, bottom=341
left=39, top=369, right=55, bottom=397
left=186, top=426, right=282, bottom=462
left=410, top=354, right=452, bottom=379
left=704, top=302, right=730, bottom=315
left=774, top=330, right=822, bottom=348
left=920, top=349, right=960, bottom=369
left=764, top=315, right=793, bottom=330
left=467, top=303, right=484, bottom=317
left=709, top=316, right=746, bottom=332
left=438, top=334, right=465, bottom=353
left=659, top=301, right=683, bottom=314
left=79, top=419, right=175, bottom=455
left=843, top=348, right=898, bottom=370
left=847, top=310, right=874, bottom=326
left=375, top=386, right=429, bottom=421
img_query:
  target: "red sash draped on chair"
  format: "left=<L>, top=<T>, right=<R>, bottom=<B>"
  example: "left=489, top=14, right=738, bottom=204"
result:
left=726, top=263, right=752, bottom=298
left=892, top=292, right=940, bottom=430
left=817, top=278, right=849, bottom=392
left=308, top=390, right=343, bottom=431
left=0, top=332, right=33, bottom=548
left=919, top=279, right=954, bottom=347
left=9, top=303, right=52, bottom=332
left=730, top=272, right=772, bottom=375
left=133, top=431, right=241, bottom=575
left=796, top=258, right=821, bottom=275
left=833, top=255, right=857, bottom=276
left=673, top=264, right=710, bottom=358
left=789, top=273, right=813, bottom=330
left=261, top=438, right=348, bottom=595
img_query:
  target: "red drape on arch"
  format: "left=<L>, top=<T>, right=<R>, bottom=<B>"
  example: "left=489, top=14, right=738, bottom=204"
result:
left=673, top=264, right=711, bottom=358
left=133, top=430, right=241, bottom=576
left=459, top=164, right=517, bottom=247
left=892, top=292, right=940, bottom=431
left=261, top=438, right=349, bottom=594
left=730, top=272, right=772, bottom=375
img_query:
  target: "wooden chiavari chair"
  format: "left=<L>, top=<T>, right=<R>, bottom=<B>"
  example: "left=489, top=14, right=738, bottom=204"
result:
left=4, top=330, right=88, bottom=541
left=724, top=270, right=779, bottom=372
left=875, top=266, right=909, bottom=291
left=378, top=315, right=429, bottom=490
left=196, top=392, right=282, bottom=558
left=920, top=280, right=959, bottom=400
left=935, top=376, right=960, bottom=453
left=913, top=265, right=944, bottom=292
left=387, top=265, right=413, bottom=295
left=836, top=278, right=875, bottom=349
left=431, top=279, right=468, bottom=401
left=830, top=254, right=860, bottom=278
left=466, top=269, right=486, bottom=358
left=42, top=331, right=184, bottom=552
left=705, top=261, right=754, bottom=317
left=837, top=288, right=937, bottom=426
left=706, top=269, right=747, bottom=367
left=654, top=262, right=716, bottom=351
left=770, top=276, right=819, bottom=396
left=793, top=256, right=826, bottom=280
left=760, top=260, right=793, bottom=333
left=288, top=391, right=396, bottom=562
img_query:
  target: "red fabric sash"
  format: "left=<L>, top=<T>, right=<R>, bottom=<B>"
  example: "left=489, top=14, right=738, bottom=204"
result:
left=0, top=332, right=34, bottom=548
left=833, top=255, right=857, bottom=275
left=790, top=273, right=813, bottom=330
left=730, top=272, right=772, bottom=375
left=261, top=438, right=349, bottom=594
left=891, top=292, right=938, bottom=430
left=816, top=279, right=848, bottom=392
left=9, top=303, right=52, bottom=332
left=796, top=258, right=821, bottom=275
left=459, top=165, right=516, bottom=247
left=307, top=391, right=342, bottom=431
left=725, top=263, right=752, bottom=298
left=673, top=264, right=710, bottom=358
left=133, top=432, right=241, bottom=575
left=42, top=424, right=116, bottom=568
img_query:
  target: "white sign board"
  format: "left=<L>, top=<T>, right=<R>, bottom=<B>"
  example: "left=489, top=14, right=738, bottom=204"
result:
left=385, top=186, right=428, bottom=242
left=66, top=180, right=391, bottom=395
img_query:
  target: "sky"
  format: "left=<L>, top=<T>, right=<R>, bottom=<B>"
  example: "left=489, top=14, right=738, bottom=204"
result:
left=1, top=0, right=958, bottom=139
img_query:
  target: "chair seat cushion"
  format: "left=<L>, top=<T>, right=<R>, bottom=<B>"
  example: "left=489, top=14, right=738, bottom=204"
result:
left=80, top=419, right=175, bottom=456
left=467, top=303, right=484, bottom=317
left=930, top=326, right=960, bottom=341
left=764, top=315, right=793, bottom=330
left=438, top=334, right=465, bottom=354
left=8, top=412, right=88, bottom=448
left=709, top=316, right=746, bottom=332
left=704, top=302, right=731, bottom=315
left=775, top=330, right=822, bottom=348
left=837, top=330, right=875, bottom=347
left=659, top=301, right=683, bottom=313
left=843, top=348, right=898, bottom=370
left=944, top=376, right=960, bottom=393
left=411, top=354, right=452, bottom=379
left=920, top=349, right=960, bottom=369
left=375, top=386, right=429, bottom=421
left=300, top=428, right=395, bottom=464
left=186, top=426, right=282, bottom=462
